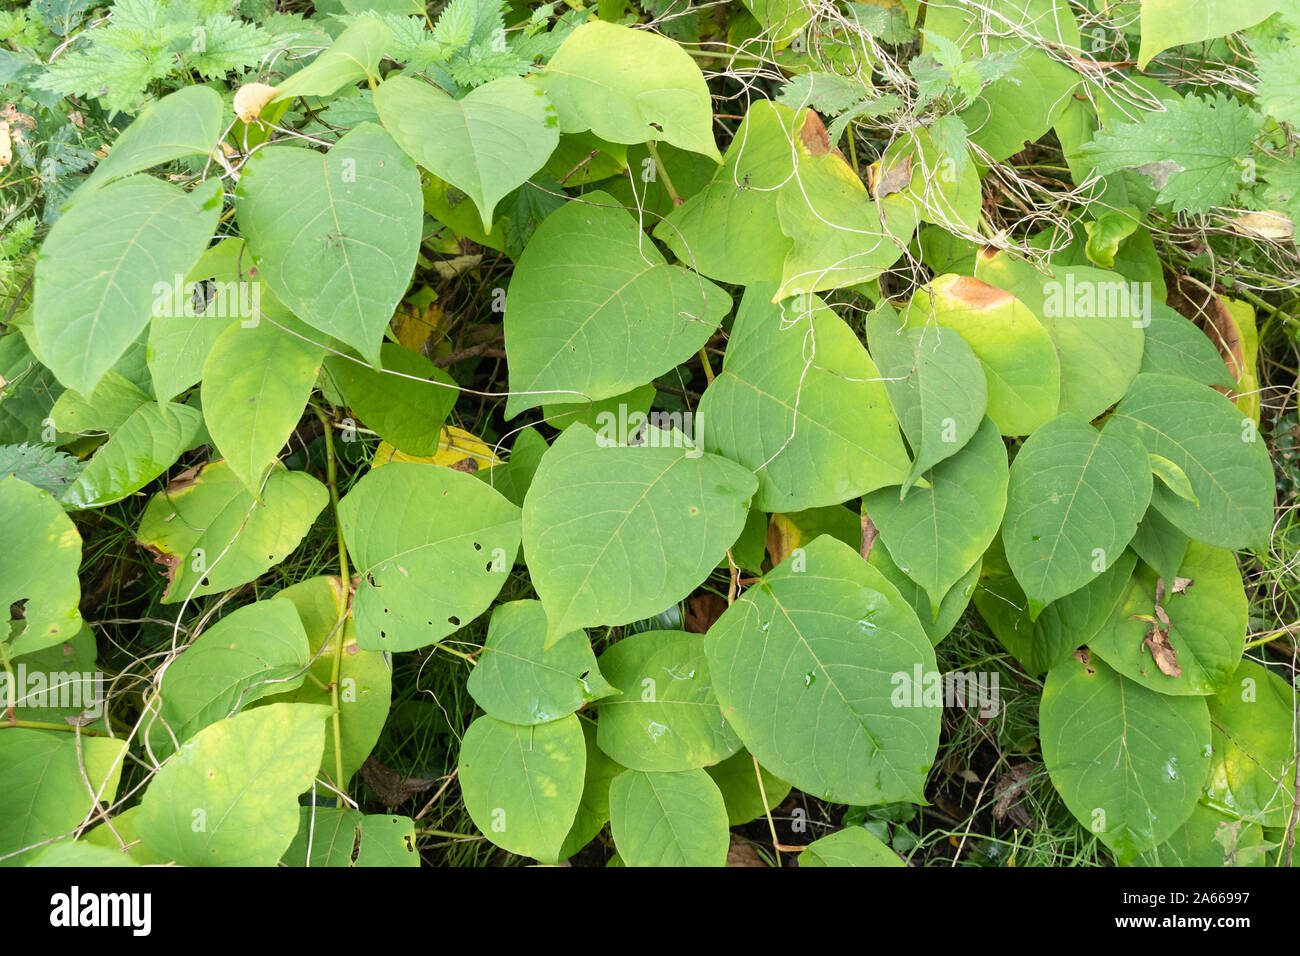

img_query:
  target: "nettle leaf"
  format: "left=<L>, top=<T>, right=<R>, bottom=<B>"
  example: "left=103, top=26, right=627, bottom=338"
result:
left=458, top=713, right=587, bottom=864
left=608, top=768, right=729, bottom=867
left=0, top=443, right=84, bottom=498
left=901, top=274, right=1060, bottom=436
left=1089, top=543, right=1247, bottom=696
left=866, top=304, right=988, bottom=493
left=521, top=424, right=757, bottom=643
left=33, top=176, right=221, bottom=395
left=339, top=462, right=522, bottom=651
left=1113, top=373, right=1274, bottom=549
left=282, top=808, right=418, bottom=867
left=0, top=731, right=127, bottom=865
left=201, top=314, right=325, bottom=496
left=799, top=826, right=905, bottom=867
left=1136, top=0, right=1280, bottom=68
left=975, top=538, right=1136, bottom=677
left=235, top=123, right=423, bottom=366
left=700, top=285, right=909, bottom=511
left=704, top=535, right=941, bottom=805
left=376, top=74, right=560, bottom=232
left=1081, top=93, right=1261, bottom=214
left=76, top=85, right=223, bottom=196
left=61, top=401, right=203, bottom=509
left=137, top=702, right=333, bottom=867
left=705, top=749, right=791, bottom=826
left=467, top=600, right=617, bottom=726
left=1001, top=415, right=1152, bottom=613
left=267, top=576, right=391, bottom=784
left=148, top=599, right=310, bottom=752
left=973, top=254, right=1145, bottom=420
left=1040, top=653, right=1210, bottom=865
left=539, top=20, right=721, bottom=161
left=503, top=191, right=730, bottom=418
left=866, top=417, right=1008, bottom=615
left=1140, top=300, right=1235, bottom=388
left=1, top=476, right=83, bottom=656
left=323, top=344, right=457, bottom=458
left=136, top=460, right=328, bottom=603
left=594, top=630, right=741, bottom=772
left=1205, top=658, right=1298, bottom=827
left=271, top=15, right=392, bottom=102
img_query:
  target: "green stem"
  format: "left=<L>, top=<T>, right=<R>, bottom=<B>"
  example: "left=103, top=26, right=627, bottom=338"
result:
left=315, top=407, right=349, bottom=789
left=646, top=141, right=682, bottom=207
left=1, top=719, right=109, bottom=736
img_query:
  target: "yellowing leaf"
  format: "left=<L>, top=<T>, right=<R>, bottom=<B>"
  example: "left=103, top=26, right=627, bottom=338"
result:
left=372, top=426, right=502, bottom=472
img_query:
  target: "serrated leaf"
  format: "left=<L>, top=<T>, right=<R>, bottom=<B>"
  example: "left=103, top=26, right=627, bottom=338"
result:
left=704, top=535, right=941, bottom=805
left=1040, top=653, right=1211, bottom=864
left=608, top=768, right=729, bottom=866
left=136, top=702, right=332, bottom=866
left=521, top=423, right=757, bottom=643
left=700, top=284, right=909, bottom=511
left=594, top=630, right=740, bottom=771
left=1002, top=414, right=1152, bottom=612
left=503, top=191, right=730, bottom=418
left=0, top=443, right=84, bottom=497
left=458, top=713, right=586, bottom=863
left=136, top=460, right=328, bottom=603
left=339, top=461, right=522, bottom=651
left=235, top=123, right=422, bottom=366
left=375, top=74, right=559, bottom=232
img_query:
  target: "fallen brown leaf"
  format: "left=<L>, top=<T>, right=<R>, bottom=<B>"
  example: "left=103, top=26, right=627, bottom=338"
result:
left=360, top=756, right=436, bottom=808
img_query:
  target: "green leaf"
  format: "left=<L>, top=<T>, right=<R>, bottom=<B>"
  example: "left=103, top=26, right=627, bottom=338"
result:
left=61, top=401, right=203, bottom=509
left=467, top=599, right=617, bottom=725
left=869, top=543, right=979, bottom=647
left=522, top=423, right=757, bottom=642
left=1002, top=414, right=1152, bottom=612
left=1255, top=41, right=1300, bottom=125
left=76, top=86, right=223, bottom=196
left=799, top=826, right=905, bottom=866
left=503, top=192, right=731, bottom=418
left=700, top=285, right=909, bottom=511
left=1130, top=506, right=1189, bottom=585
left=705, top=535, right=941, bottom=805
left=1137, top=0, right=1280, bottom=68
left=1140, top=301, right=1234, bottom=387
left=271, top=15, right=392, bottom=101
left=375, top=74, right=560, bottom=232
left=458, top=713, right=587, bottom=863
left=267, top=576, right=391, bottom=785
left=865, top=304, right=988, bottom=494
left=1113, top=373, right=1274, bottom=549
left=0, top=731, right=127, bottom=865
left=594, top=629, right=741, bottom=771
left=201, top=313, right=325, bottom=495
left=973, top=254, right=1145, bottom=420
left=29, top=842, right=140, bottom=867
left=541, top=383, right=656, bottom=435
left=33, top=176, right=221, bottom=395
left=559, top=719, right=623, bottom=859
left=235, top=123, right=423, bottom=366
left=1, top=476, right=83, bottom=656
left=282, top=808, right=419, bottom=867
left=50, top=371, right=150, bottom=435
left=0, top=443, right=84, bottom=498
left=866, top=417, right=1008, bottom=614
left=1040, top=653, right=1210, bottom=864
left=539, top=20, right=721, bottom=161
left=705, top=749, right=791, bottom=826
left=1081, top=93, right=1261, bottom=213
left=136, top=460, right=328, bottom=603
left=1149, top=453, right=1199, bottom=506
left=323, top=344, right=457, bottom=457
left=136, top=703, right=332, bottom=866
left=901, top=274, right=1060, bottom=436
left=148, top=599, right=309, bottom=754
left=1205, top=659, right=1298, bottom=827
left=1134, top=802, right=1268, bottom=866
left=608, top=768, right=729, bottom=866
left=1088, top=543, right=1247, bottom=695
left=339, top=461, right=522, bottom=651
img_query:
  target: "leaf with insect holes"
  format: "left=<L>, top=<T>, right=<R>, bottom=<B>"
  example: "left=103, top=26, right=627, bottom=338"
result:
left=375, top=74, right=560, bottom=232
left=521, top=424, right=757, bottom=645
left=235, top=123, right=422, bottom=366
left=339, top=462, right=522, bottom=651
left=1, top=476, right=84, bottom=656
left=61, top=401, right=203, bottom=509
